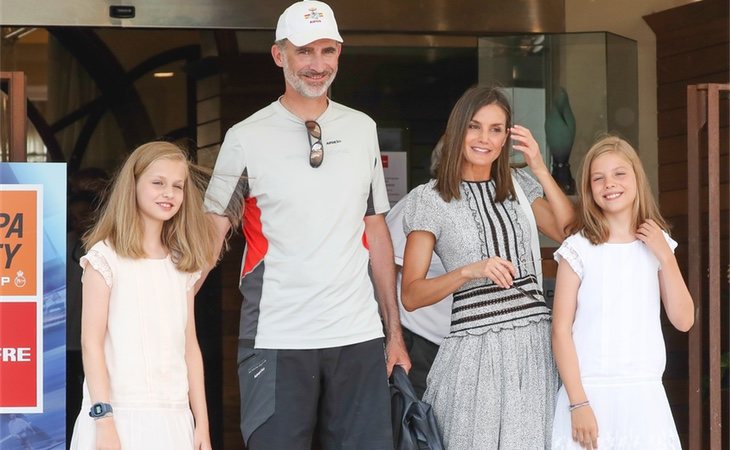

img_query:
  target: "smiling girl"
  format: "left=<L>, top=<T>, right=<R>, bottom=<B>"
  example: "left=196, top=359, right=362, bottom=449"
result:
left=69, top=142, right=218, bottom=450
left=551, top=136, right=693, bottom=449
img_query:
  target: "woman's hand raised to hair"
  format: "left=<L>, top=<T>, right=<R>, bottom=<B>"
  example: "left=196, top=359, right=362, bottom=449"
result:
left=460, top=256, right=516, bottom=289
left=511, top=125, right=548, bottom=175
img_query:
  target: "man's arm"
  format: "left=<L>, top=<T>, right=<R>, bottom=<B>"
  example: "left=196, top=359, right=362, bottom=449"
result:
left=364, top=213, right=411, bottom=376
left=194, top=213, right=232, bottom=294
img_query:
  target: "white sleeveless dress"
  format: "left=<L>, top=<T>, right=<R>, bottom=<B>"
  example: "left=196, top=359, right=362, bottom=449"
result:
left=551, top=233, right=682, bottom=449
left=69, top=241, right=200, bottom=450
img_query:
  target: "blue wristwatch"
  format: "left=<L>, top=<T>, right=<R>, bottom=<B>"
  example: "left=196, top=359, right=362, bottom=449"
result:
left=89, top=402, right=113, bottom=419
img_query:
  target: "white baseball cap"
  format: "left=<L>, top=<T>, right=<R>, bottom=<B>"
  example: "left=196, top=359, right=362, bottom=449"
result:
left=275, top=1, right=343, bottom=46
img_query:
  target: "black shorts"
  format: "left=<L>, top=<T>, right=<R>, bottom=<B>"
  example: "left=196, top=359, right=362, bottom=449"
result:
left=238, top=337, right=393, bottom=450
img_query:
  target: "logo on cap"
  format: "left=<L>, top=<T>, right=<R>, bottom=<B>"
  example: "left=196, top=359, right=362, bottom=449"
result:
left=304, top=7, right=324, bottom=23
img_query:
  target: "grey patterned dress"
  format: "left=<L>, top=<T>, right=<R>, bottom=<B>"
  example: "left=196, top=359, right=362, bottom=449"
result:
left=403, top=169, right=558, bottom=450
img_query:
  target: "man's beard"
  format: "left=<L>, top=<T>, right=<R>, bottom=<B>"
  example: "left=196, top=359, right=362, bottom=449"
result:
left=282, top=57, right=337, bottom=98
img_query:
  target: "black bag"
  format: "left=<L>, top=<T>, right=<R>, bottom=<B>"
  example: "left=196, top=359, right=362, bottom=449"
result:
left=389, top=365, right=445, bottom=450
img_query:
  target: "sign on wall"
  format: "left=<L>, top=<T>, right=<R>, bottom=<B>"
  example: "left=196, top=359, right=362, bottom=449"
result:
left=381, top=152, right=408, bottom=207
left=0, top=163, right=66, bottom=449
left=0, top=186, right=43, bottom=412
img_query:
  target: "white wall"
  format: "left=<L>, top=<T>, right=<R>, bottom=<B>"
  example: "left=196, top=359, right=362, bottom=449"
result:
left=565, top=0, right=700, bottom=194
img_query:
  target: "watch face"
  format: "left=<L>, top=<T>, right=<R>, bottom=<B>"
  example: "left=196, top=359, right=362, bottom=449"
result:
left=90, top=403, right=112, bottom=417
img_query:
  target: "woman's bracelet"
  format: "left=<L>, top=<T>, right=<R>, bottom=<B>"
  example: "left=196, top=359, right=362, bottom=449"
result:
left=569, top=400, right=590, bottom=411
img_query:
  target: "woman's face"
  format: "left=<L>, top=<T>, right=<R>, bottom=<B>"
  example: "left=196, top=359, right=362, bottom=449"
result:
left=461, top=103, right=509, bottom=180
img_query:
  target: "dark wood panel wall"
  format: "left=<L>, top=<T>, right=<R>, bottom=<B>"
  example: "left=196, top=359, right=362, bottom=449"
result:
left=644, top=1, right=729, bottom=448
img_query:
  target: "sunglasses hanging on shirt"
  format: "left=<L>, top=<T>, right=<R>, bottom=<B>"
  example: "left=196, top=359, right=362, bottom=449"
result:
left=305, top=120, right=324, bottom=168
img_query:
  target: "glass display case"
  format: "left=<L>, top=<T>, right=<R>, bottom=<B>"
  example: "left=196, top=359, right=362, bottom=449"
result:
left=479, top=32, right=638, bottom=194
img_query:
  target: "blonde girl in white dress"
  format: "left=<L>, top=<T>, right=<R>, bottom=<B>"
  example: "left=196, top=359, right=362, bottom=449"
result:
left=551, top=136, right=694, bottom=449
left=70, top=142, right=218, bottom=450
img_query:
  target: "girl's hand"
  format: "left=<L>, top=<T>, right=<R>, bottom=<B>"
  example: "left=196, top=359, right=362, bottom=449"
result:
left=510, top=125, right=547, bottom=173
left=95, top=417, right=121, bottom=450
left=636, top=219, right=672, bottom=266
left=462, top=256, right=516, bottom=288
left=571, top=405, right=599, bottom=449
left=194, top=425, right=212, bottom=450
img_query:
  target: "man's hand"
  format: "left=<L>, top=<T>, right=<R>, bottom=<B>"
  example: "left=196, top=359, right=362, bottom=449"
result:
left=364, top=213, right=412, bottom=377
left=385, top=333, right=411, bottom=376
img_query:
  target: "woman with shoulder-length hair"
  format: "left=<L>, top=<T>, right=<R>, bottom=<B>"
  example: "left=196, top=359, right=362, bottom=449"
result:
left=401, top=86, right=575, bottom=449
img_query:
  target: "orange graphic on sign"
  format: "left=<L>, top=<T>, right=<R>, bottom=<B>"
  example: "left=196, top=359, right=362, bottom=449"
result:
left=0, top=190, right=37, bottom=297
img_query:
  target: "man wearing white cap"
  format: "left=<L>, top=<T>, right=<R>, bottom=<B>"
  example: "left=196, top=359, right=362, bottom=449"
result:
left=203, top=1, right=410, bottom=449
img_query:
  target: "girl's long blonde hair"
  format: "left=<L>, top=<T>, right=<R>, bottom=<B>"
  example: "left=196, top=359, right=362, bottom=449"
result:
left=83, top=141, right=218, bottom=272
left=572, top=135, right=669, bottom=244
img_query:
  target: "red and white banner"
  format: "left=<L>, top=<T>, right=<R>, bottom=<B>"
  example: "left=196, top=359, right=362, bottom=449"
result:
left=0, top=185, right=43, bottom=413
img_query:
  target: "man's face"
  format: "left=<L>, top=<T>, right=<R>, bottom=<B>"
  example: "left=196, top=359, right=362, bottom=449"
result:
left=275, top=39, right=340, bottom=98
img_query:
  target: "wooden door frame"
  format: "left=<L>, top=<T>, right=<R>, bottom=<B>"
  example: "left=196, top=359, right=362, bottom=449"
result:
left=1, top=71, right=27, bottom=161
